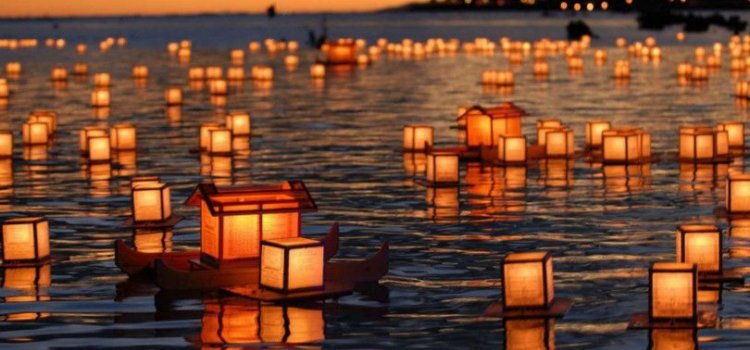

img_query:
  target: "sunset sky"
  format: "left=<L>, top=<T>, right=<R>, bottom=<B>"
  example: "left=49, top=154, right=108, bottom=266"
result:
left=2, top=0, right=416, bottom=17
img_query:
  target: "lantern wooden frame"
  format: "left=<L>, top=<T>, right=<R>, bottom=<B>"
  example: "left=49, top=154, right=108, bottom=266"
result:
left=260, top=237, right=325, bottom=293
left=676, top=225, right=722, bottom=275
left=425, top=151, right=459, bottom=186
left=497, top=135, right=527, bottom=164
left=502, top=252, right=554, bottom=310
left=717, top=121, right=745, bottom=148
left=28, top=110, right=57, bottom=135
left=679, top=126, right=723, bottom=162
left=80, top=127, right=107, bottom=153
left=403, top=125, right=434, bottom=152
left=1, top=217, right=50, bottom=266
left=649, top=262, right=698, bottom=323
left=131, top=182, right=172, bottom=223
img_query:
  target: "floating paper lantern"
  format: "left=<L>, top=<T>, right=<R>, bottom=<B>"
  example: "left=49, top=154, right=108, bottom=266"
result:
left=602, top=128, right=643, bottom=164
left=28, top=110, right=57, bottom=135
left=613, top=60, right=630, bottom=79
left=594, top=49, right=607, bottom=64
left=248, top=41, right=261, bottom=52
left=403, top=125, right=433, bottom=152
left=649, top=262, right=697, bottom=322
left=209, top=80, right=227, bottom=96
left=50, top=67, right=68, bottom=81
left=93, top=73, right=111, bottom=87
left=199, top=123, right=222, bottom=151
left=230, top=49, right=244, bottom=63
left=164, top=87, right=182, bottom=106
left=131, top=182, right=172, bottom=223
left=536, top=119, right=562, bottom=145
left=79, top=127, right=106, bottom=153
left=676, top=225, right=721, bottom=274
left=186, top=181, right=316, bottom=267
left=310, top=64, right=326, bottom=79
left=690, top=66, right=708, bottom=81
left=0, top=78, right=8, bottom=99
left=736, top=81, right=750, bottom=99
left=227, top=67, right=245, bottom=81
left=325, top=39, right=357, bottom=65
left=206, top=66, right=223, bottom=80
left=131, top=65, right=149, bottom=79
left=717, top=121, right=744, bottom=148
left=0, top=130, right=11, bottom=158
left=5, top=62, right=21, bottom=76
left=679, top=126, right=722, bottom=162
left=1, top=217, right=50, bottom=265
left=226, top=112, right=251, bottom=136
left=357, top=54, right=370, bottom=66
left=87, top=135, right=111, bottom=163
left=726, top=173, right=750, bottom=214
left=73, top=63, right=88, bottom=76
left=567, top=56, right=583, bottom=71
left=482, top=70, right=514, bottom=86
left=76, top=43, right=87, bottom=54
left=498, top=135, right=526, bottom=164
left=91, top=89, right=110, bottom=107
left=178, top=48, right=191, bottom=62
left=502, top=252, right=554, bottom=309
left=585, top=120, right=611, bottom=148
left=189, top=67, right=205, bottom=81
left=677, top=63, right=693, bottom=78
left=260, top=237, right=325, bottom=293
left=544, top=127, right=574, bottom=158
left=426, top=151, right=459, bottom=185
left=460, top=104, right=526, bottom=147
left=284, top=55, right=300, bottom=69
left=22, top=122, right=48, bottom=145
left=251, top=65, right=274, bottom=81
left=208, top=128, right=233, bottom=155
left=110, top=123, right=136, bottom=150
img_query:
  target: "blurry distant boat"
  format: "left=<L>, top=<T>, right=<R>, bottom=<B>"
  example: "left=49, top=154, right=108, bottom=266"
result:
left=266, top=5, right=276, bottom=18
left=566, top=20, right=597, bottom=40
left=638, top=11, right=746, bottom=33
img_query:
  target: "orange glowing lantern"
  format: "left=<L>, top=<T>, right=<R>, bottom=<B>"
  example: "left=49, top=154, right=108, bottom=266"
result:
left=185, top=181, right=317, bottom=267
left=1, top=217, right=50, bottom=265
left=649, top=262, right=697, bottom=322
left=544, top=127, right=574, bottom=158
left=536, top=119, right=562, bottom=145
left=50, top=67, right=68, bottom=81
left=131, top=182, right=172, bottom=223
left=251, top=65, right=274, bottom=81
left=602, top=128, right=642, bottom=164
left=498, top=135, right=527, bottom=164
left=585, top=120, right=611, bottom=148
left=403, top=125, right=433, bottom=152
left=502, top=252, right=554, bottom=309
left=613, top=60, right=631, bottom=79
left=79, top=127, right=106, bottom=153
left=426, top=151, right=459, bottom=185
left=248, top=41, right=261, bottom=52
left=225, top=111, right=251, bottom=136
left=0, top=79, right=8, bottom=98
left=93, top=72, right=111, bottom=87
left=87, top=135, right=111, bottom=163
left=227, top=67, right=245, bottom=81
left=284, top=55, right=300, bottom=69
left=677, top=63, right=693, bottom=78
left=131, top=65, right=149, bottom=79
left=188, top=67, right=205, bottom=81
left=5, top=62, right=21, bottom=76
left=324, top=39, right=357, bottom=65
left=164, top=87, right=183, bottom=106
left=459, top=104, right=526, bottom=148
left=91, top=88, right=110, bottom=107
left=208, top=128, right=233, bottom=155
left=28, top=110, right=57, bottom=135
left=717, top=121, right=744, bottom=148
left=73, top=63, right=88, bottom=76
left=209, top=79, right=228, bottom=95
left=110, top=123, right=136, bottom=150
left=504, top=318, right=555, bottom=350
left=310, top=63, right=326, bottom=79
left=0, top=130, right=11, bottom=158
left=726, top=173, right=750, bottom=214
left=206, top=66, right=223, bottom=80
left=260, top=237, right=325, bottom=293
left=679, top=126, right=723, bottom=162
left=594, top=49, right=608, bottom=64
left=22, top=122, right=48, bottom=145
left=230, top=49, right=244, bottom=63
left=676, top=225, right=721, bottom=275
left=533, top=61, right=550, bottom=76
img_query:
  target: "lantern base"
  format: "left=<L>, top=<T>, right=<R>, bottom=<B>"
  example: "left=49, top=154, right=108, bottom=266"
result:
left=122, top=215, right=183, bottom=229
left=0, top=255, right=52, bottom=267
left=482, top=298, right=573, bottom=319
left=223, top=281, right=354, bottom=302
left=713, top=206, right=750, bottom=219
left=627, top=306, right=718, bottom=329
left=698, top=267, right=747, bottom=283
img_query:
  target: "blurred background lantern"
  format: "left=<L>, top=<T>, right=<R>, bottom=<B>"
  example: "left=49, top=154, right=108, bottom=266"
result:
left=165, top=87, right=183, bottom=106
left=110, top=123, right=136, bottom=151
left=676, top=225, right=722, bottom=275
left=91, top=88, right=111, bottom=107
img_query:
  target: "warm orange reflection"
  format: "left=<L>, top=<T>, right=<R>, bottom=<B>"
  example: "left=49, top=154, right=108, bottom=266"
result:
left=649, top=328, right=697, bottom=350
left=504, top=318, right=555, bottom=350
left=133, top=228, right=173, bottom=253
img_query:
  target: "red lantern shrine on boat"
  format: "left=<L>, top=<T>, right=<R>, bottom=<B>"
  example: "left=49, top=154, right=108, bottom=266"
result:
left=457, top=103, right=528, bottom=149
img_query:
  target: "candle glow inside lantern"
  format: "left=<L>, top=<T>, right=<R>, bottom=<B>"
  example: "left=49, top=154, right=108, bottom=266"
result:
left=1, top=217, right=50, bottom=265
left=426, top=151, right=459, bottom=185
left=502, top=252, right=554, bottom=309
left=459, top=104, right=526, bottom=148
left=87, top=135, right=111, bottom=163
left=498, top=135, right=527, bottom=164
left=91, top=89, right=111, bottom=107
left=131, top=65, right=149, bottom=79
left=132, top=183, right=172, bottom=223
left=227, top=67, right=245, bottom=81
left=188, top=67, right=205, bottom=81
left=679, top=126, right=727, bottom=162
left=585, top=120, right=611, bottom=148
left=22, top=122, right=48, bottom=145
left=186, top=181, right=317, bottom=267
left=230, top=49, right=244, bottom=63
left=260, top=237, right=325, bottom=293
left=50, top=67, right=68, bottom=81
left=649, top=262, right=697, bottom=322
left=717, top=121, right=745, bottom=148
left=403, top=125, right=433, bottom=152
left=544, top=127, right=574, bottom=158
left=110, top=123, right=136, bottom=150
left=0, top=130, right=12, bottom=158
left=225, top=112, right=251, bottom=136
left=310, top=64, right=326, bottom=79
left=602, top=128, right=642, bottom=164
left=93, top=73, right=111, bottom=87
left=676, top=225, right=722, bottom=274
left=726, top=173, right=750, bottom=213
left=208, top=128, right=233, bottom=155
left=165, top=87, right=183, bottom=106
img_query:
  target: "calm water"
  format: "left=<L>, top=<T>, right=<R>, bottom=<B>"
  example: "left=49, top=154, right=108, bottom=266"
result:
left=0, top=11, right=750, bottom=349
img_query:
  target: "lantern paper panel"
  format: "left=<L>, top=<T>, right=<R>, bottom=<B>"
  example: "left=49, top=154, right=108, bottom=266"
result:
left=503, top=252, right=554, bottom=309
left=200, top=123, right=222, bottom=151
left=132, top=183, right=172, bottom=222
left=87, top=135, right=111, bottom=163
left=602, top=129, right=641, bottom=164
left=536, top=119, right=562, bottom=145
left=498, top=135, right=527, bottom=164
left=110, top=124, right=136, bottom=150
left=676, top=225, right=722, bottom=274
left=545, top=128, right=574, bottom=158
left=208, top=129, right=233, bottom=155
left=426, top=152, right=459, bottom=184
left=586, top=120, right=612, bottom=147
left=0, top=130, right=12, bottom=157
left=403, top=125, right=433, bottom=152
left=22, top=122, right=48, bottom=145
left=649, top=262, right=697, bottom=321
left=226, top=112, right=251, bottom=136
left=1, top=217, right=50, bottom=263
left=260, top=237, right=325, bottom=293
left=717, top=121, right=745, bottom=148
left=679, top=126, right=716, bottom=161
left=727, top=173, right=750, bottom=213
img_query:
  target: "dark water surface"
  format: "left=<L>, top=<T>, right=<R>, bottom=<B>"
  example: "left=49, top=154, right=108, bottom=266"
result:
left=0, top=12, right=750, bottom=349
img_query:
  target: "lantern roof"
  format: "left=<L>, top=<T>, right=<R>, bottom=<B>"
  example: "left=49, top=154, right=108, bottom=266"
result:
left=651, top=262, right=695, bottom=271
left=457, top=102, right=527, bottom=122
left=505, top=251, right=550, bottom=262
left=3, top=216, right=45, bottom=225
left=186, top=181, right=317, bottom=215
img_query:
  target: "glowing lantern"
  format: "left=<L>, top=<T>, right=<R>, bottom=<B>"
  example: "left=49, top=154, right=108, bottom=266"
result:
left=209, top=79, right=227, bottom=95
left=602, top=128, right=642, bottom=164
left=206, top=66, right=223, bottom=80
left=208, top=128, right=233, bottom=155
left=1, top=217, right=50, bottom=265
left=677, top=63, right=693, bottom=78
left=260, top=237, right=324, bottom=293
left=227, top=67, right=245, bottom=81
left=649, top=262, right=697, bottom=322
left=22, top=122, right=48, bottom=145
left=426, top=151, right=459, bottom=185
left=199, top=123, right=222, bottom=151
left=613, top=60, right=630, bottom=79
left=717, top=121, right=744, bottom=148
left=459, top=104, right=526, bottom=147
left=110, top=123, right=136, bottom=150
left=594, top=49, right=607, bottom=64
left=0, top=79, right=8, bottom=98
left=679, top=126, right=720, bottom=162
left=28, top=110, right=57, bottom=135
left=357, top=54, right=370, bottom=66
left=690, top=66, right=708, bottom=81
left=5, top=62, right=21, bottom=76
left=226, top=112, right=251, bottom=136
left=79, top=127, right=106, bottom=153
left=73, top=63, right=88, bottom=76
left=676, top=225, right=721, bottom=274
left=178, top=48, right=191, bottom=62
left=325, top=39, right=357, bottom=65
left=248, top=41, right=261, bottom=52
left=403, top=125, right=433, bottom=152
left=504, top=319, right=555, bottom=350
left=567, top=56, right=583, bottom=71
left=91, top=89, right=110, bottom=107
left=498, top=135, right=527, bottom=164
left=49, top=67, right=67, bottom=82
left=131, top=65, right=149, bottom=79
left=87, top=135, right=111, bottom=163
left=230, top=49, right=244, bottom=63
left=251, top=65, right=274, bottom=81
left=164, top=87, right=183, bottom=106
left=284, top=55, right=300, bottom=69
left=310, top=64, right=326, bottom=79
left=726, top=173, right=750, bottom=213
left=533, top=61, right=550, bottom=76
left=131, top=183, right=172, bottom=223
left=544, top=127, right=574, bottom=158
left=93, top=73, right=111, bottom=87
left=585, top=120, right=611, bottom=148
left=536, top=119, right=562, bottom=145
left=502, top=252, right=554, bottom=309
left=736, top=81, right=750, bottom=98
left=189, top=67, right=205, bottom=80
left=0, top=130, right=11, bottom=158
left=185, top=181, right=316, bottom=267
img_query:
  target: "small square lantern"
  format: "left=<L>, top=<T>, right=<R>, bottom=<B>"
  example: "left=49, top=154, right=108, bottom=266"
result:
left=325, top=39, right=357, bottom=65
left=426, top=151, right=459, bottom=185
left=498, top=135, right=527, bottom=164
left=91, top=88, right=111, bottom=107
left=1, top=217, right=50, bottom=265
left=209, top=79, right=228, bottom=96
left=0, top=79, right=8, bottom=98
left=132, top=65, right=149, bottom=79
left=93, top=72, right=111, bottom=87
left=50, top=67, right=68, bottom=81
left=717, top=121, right=744, bottom=148
left=73, top=63, right=89, bottom=76
left=679, top=126, right=716, bottom=162
left=28, top=110, right=57, bottom=135
left=208, top=128, right=233, bottom=155
left=131, top=182, right=172, bottom=223
left=22, top=122, right=49, bottom=145
left=200, top=123, right=222, bottom=151
left=727, top=173, right=750, bottom=214
left=502, top=252, right=554, bottom=310
left=260, top=237, right=325, bottom=293
left=226, top=112, right=252, bottom=136
left=165, top=88, right=183, bottom=106
left=189, top=67, right=205, bottom=81
left=80, top=127, right=107, bottom=153
left=602, top=129, right=641, bottom=164
left=403, top=125, right=433, bottom=152
left=536, top=119, right=562, bottom=145
left=110, top=123, right=136, bottom=150
left=227, top=67, right=245, bottom=81
left=676, top=225, right=722, bottom=274
left=585, top=120, right=612, bottom=148
left=544, top=128, right=574, bottom=158
left=87, top=135, right=111, bottom=163
left=649, top=262, right=697, bottom=322
left=0, top=130, right=12, bottom=158
left=206, top=66, right=223, bottom=80
left=5, top=62, right=21, bottom=76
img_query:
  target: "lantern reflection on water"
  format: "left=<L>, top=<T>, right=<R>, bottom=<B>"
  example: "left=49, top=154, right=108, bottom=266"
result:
left=28, top=110, right=57, bottom=135
left=209, top=79, right=228, bottom=95
left=185, top=181, right=316, bottom=268
left=503, top=318, right=555, bottom=350
left=502, top=252, right=554, bottom=310
left=260, top=237, right=325, bottom=293
left=649, top=262, right=697, bottom=322
left=133, top=228, right=172, bottom=253
left=2, top=264, right=51, bottom=321
left=544, top=127, right=574, bottom=158
left=403, top=152, right=427, bottom=176
left=1, top=217, right=50, bottom=265
left=676, top=225, right=722, bottom=275
left=403, top=125, right=433, bottom=152
left=649, top=328, right=697, bottom=350
left=0, top=79, right=8, bottom=98
left=0, top=130, right=12, bottom=158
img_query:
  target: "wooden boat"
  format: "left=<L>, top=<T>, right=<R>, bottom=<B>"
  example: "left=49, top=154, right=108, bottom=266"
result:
left=115, top=223, right=341, bottom=277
